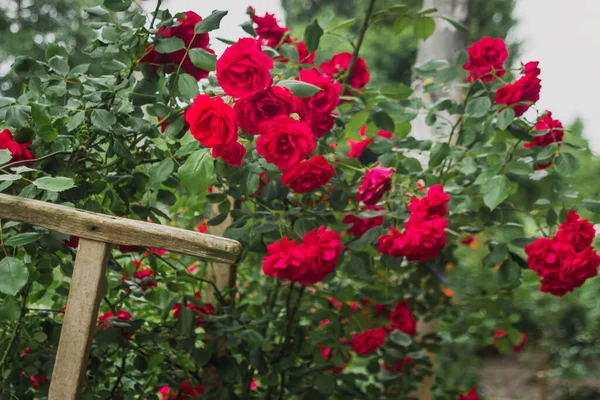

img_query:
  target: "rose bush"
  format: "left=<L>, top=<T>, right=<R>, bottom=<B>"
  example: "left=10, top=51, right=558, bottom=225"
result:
left=0, top=1, right=596, bottom=399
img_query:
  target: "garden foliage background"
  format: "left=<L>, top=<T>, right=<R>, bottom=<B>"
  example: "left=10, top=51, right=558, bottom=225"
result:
left=1, top=0, right=600, bottom=399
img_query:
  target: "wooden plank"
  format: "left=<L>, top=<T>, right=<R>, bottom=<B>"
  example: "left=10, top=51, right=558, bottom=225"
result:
left=48, top=239, right=111, bottom=400
left=0, top=193, right=241, bottom=264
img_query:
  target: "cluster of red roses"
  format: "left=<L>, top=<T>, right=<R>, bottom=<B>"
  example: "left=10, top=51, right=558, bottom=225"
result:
left=457, top=387, right=481, bottom=400
left=525, top=211, right=600, bottom=296
left=350, top=301, right=416, bottom=356
left=463, top=37, right=565, bottom=169
left=159, top=381, right=204, bottom=400
left=378, top=184, right=450, bottom=262
left=262, top=227, right=343, bottom=285
left=97, top=309, right=133, bottom=339
left=0, top=128, right=35, bottom=163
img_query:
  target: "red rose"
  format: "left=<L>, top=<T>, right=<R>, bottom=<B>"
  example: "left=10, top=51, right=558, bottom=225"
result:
left=30, top=373, right=46, bottom=390
left=343, top=206, right=384, bottom=238
left=185, top=95, right=237, bottom=148
left=378, top=218, right=448, bottom=262
left=234, top=86, right=296, bottom=135
left=140, top=12, right=213, bottom=81
left=308, top=113, right=335, bottom=138
left=408, top=184, right=450, bottom=220
left=524, top=238, right=575, bottom=277
left=280, top=155, right=334, bottom=193
left=348, top=138, right=373, bottom=158
left=256, top=116, right=315, bottom=171
left=299, top=227, right=343, bottom=284
left=457, top=387, right=480, bottom=400
left=296, top=41, right=316, bottom=65
left=262, top=237, right=308, bottom=281
left=64, top=235, right=80, bottom=249
left=389, top=301, right=417, bottom=336
left=160, top=381, right=204, bottom=400
left=494, top=330, right=527, bottom=352
left=351, top=327, right=387, bottom=355
left=328, top=297, right=343, bottom=310
left=320, top=52, right=370, bottom=89
left=134, top=268, right=157, bottom=291
left=216, top=38, right=273, bottom=98
left=197, top=219, right=208, bottom=234
left=539, top=273, right=574, bottom=296
left=296, top=68, right=342, bottom=117
left=524, top=111, right=564, bottom=149
left=357, top=166, right=393, bottom=206
left=212, top=141, right=246, bottom=166
left=0, top=128, right=35, bottom=162
left=559, top=248, right=600, bottom=289
left=494, top=61, right=541, bottom=117
left=463, top=37, right=508, bottom=82
left=555, top=211, right=595, bottom=252
left=251, top=11, right=291, bottom=48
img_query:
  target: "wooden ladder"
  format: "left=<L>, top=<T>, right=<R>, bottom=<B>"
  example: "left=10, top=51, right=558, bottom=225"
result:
left=0, top=193, right=241, bottom=399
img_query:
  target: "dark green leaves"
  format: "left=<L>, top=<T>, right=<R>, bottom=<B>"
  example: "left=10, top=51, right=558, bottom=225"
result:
left=154, top=37, right=186, bottom=54
left=178, top=149, right=214, bottom=195
left=414, top=17, right=435, bottom=39
left=33, top=177, right=75, bottom=192
left=103, top=0, right=132, bottom=12
left=0, top=150, right=12, bottom=165
left=177, top=73, right=200, bottom=99
left=387, top=330, right=412, bottom=347
left=483, top=175, right=511, bottom=210
left=428, top=142, right=450, bottom=168
left=4, top=232, right=44, bottom=247
left=497, top=259, right=521, bottom=288
left=49, top=56, right=69, bottom=76
left=194, top=10, right=228, bottom=34
left=582, top=200, right=600, bottom=214
left=554, top=152, right=580, bottom=177
left=371, top=110, right=395, bottom=132
left=497, top=108, right=515, bottom=130
left=0, top=257, right=29, bottom=296
left=275, top=80, right=321, bottom=97
left=304, top=19, right=324, bottom=53
left=381, top=83, right=413, bottom=100
left=189, top=48, right=217, bottom=71
left=466, top=97, right=491, bottom=118
left=149, top=159, right=175, bottom=187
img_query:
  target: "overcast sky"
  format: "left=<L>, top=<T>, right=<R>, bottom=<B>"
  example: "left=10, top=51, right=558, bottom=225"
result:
left=149, top=0, right=600, bottom=151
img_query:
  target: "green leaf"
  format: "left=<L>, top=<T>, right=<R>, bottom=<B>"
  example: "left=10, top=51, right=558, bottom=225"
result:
left=178, top=149, right=214, bottom=195
left=194, top=10, right=228, bottom=34
left=33, top=177, right=76, bottom=192
left=0, top=296, right=20, bottom=322
left=505, top=161, right=533, bottom=177
left=103, top=0, right=132, bottom=12
left=554, top=153, right=580, bottom=177
left=240, top=20, right=257, bottom=37
left=345, top=252, right=372, bottom=279
left=497, top=108, right=515, bottom=130
left=428, top=142, right=450, bottom=168
left=347, top=227, right=384, bottom=251
left=241, top=171, right=260, bottom=195
left=177, top=73, right=200, bottom=99
left=178, top=306, right=194, bottom=337
left=149, top=158, right=174, bottom=187
left=329, top=18, right=358, bottom=31
left=0, top=150, right=12, bottom=166
left=275, top=80, right=321, bottom=97
left=466, top=97, right=491, bottom=118
left=294, top=219, right=316, bottom=237
left=279, top=44, right=298, bottom=63
left=483, top=243, right=508, bottom=267
left=497, top=259, right=521, bottom=288
left=66, top=111, right=86, bottom=132
left=91, top=109, right=117, bottom=130
left=414, top=17, right=435, bottom=40
left=154, top=37, right=186, bottom=54
left=387, top=330, right=412, bottom=347
left=6, top=107, right=28, bottom=128
left=483, top=175, right=511, bottom=210
left=381, top=83, right=413, bottom=100
left=0, top=97, right=14, bottom=108
left=304, top=19, right=324, bottom=53
left=49, top=56, right=69, bottom=76
left=188, top=48, right=217, bottom=71
left=475, top=164, right=503, bottom=185
left=371, top=110, right=395, bottom=132
left=31, top=103, right=51, bottom=126
left=582, top=200, right=600, bottom=214
left=441, top=16, right=468, bottom=32
left=38, top=126, right=58, bottom=142
left=4, top=232, right=44, bottom=247
left=0, top=175, right=22, bottom=182
left=392, top=16, right=411, bottom=34
left=0, top=257, right=29, bottom=296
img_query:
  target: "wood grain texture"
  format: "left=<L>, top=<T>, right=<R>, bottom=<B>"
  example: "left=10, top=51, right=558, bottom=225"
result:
left=0, top=193, right=241, bottom=264
left=48, top=239, right=111, bottom=400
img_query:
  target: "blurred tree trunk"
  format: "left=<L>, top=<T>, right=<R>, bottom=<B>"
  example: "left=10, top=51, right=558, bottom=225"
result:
left=409, top=2, right=473, bottom=399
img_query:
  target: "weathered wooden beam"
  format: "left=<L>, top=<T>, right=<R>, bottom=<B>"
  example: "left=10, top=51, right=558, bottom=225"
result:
left=48, top=239, right=111, bottom=400
left=0, top=194, right=241, bottom=264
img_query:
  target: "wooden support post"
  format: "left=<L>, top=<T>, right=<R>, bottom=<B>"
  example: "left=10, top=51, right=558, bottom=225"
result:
left=0, top=193, right=241, bottom=399
left=49, top=239, right=111, bottom=400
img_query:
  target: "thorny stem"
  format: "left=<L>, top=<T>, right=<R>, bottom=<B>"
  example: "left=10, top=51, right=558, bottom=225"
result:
left=342, top=0, right=377, bottom=88
left=149, top=0, right=163, bottom=29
